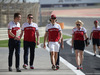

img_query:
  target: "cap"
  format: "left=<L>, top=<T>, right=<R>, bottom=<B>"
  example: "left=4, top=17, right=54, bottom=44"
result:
left=94, top=20, right=98, bottom=23
left=50, top=14, right=56, bottom=19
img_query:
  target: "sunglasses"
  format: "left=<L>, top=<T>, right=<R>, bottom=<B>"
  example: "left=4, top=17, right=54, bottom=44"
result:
left=51, top=18, right=56, bottom=19
left=76, top=24, right=81, bottom=26
left=29, top=17, right=33, bottom=19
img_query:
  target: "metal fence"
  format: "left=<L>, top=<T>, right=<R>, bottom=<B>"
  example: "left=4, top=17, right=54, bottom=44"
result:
left=0, top=0, right=39, bottom=27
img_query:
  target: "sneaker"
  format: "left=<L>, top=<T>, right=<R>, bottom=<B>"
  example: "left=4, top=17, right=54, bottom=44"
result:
left=9, top=67, right=12, bottom=72
left=30, top=66, right=34, bottom=69
left=52, top=65, right=56, bottom=70
left=56, top=65, right=59, bottom=70
left=16, top=68, right=21, bottom=72
left=80, top=65, right=83, bottom=70
left=23, top=64, right=28, bottom=69
left=77, top=66, right=80, bottom=70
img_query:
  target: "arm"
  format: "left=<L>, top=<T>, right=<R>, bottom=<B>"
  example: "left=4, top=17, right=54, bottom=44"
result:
left=72, top=34, right=74, bottom=48
left=20, top=30, right=24, bottom=39
left=90, top=32, right=93, bottom=40
left=36, top=30, right=40, bottom=45
left=43, top=32, right=48, bottom=49
left=61, top=37, right=64, bottom=49
left=58, top=31, right=62, bottom=44
left=8, top=30, right=20, bottom=40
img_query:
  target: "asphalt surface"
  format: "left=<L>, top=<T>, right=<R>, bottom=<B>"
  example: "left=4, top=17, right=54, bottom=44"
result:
left=0, top=47, right=75, bottom=75
left=58, top=17, right=100, bottom=75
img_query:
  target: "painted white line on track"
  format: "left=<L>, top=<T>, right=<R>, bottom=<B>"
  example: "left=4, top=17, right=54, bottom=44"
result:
left=37, top=43, right=85, bottom=75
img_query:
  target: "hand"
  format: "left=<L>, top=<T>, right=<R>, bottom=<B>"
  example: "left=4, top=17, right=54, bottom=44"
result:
left=37, top=41, right=39, bottom=45
left=14, top=36, right=20, bottom=40
left=61, top=45, right=64, bottom=50
left=43, top=44, right=46, bottom=49
left=58, top=39, right=61, bottom=44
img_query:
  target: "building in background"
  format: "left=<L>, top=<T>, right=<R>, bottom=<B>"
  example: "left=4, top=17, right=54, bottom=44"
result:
left=40, top=0, right=100, bottom=8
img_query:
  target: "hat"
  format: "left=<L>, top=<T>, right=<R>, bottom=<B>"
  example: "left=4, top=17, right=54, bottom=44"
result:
left=50, top=14, right=56, bottom=19
left=94, top=20, right=98, bottom=23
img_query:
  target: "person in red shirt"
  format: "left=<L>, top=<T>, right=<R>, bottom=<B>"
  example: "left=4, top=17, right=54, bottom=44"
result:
left=72, top=20, right=88, bottom=70
left=43, top=14, right=62, bottom=70
left=20, top=14, right=39, bottom=69
left=90, top=20, right=100, bottom=56
left=8, top=13, right=21, bottom=72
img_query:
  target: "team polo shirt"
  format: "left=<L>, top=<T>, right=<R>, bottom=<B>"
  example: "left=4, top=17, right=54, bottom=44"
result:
left=72, top=27, right=87, bottom=41
left=91, top=26, right=100, bottom=39
left=21, top=22, right=38, bottom=42
left=46, top=23, right=61, bottom=42
left=8, top=21, right=20, bottom=39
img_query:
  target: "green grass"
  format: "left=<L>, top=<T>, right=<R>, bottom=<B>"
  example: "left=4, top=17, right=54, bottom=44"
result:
left=0, top=35, right=71, bottom=47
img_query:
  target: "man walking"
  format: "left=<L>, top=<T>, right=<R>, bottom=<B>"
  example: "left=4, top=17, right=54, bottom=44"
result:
left=20, top=14, right=39, bottom=69
left=8, top=13, right=21, bottom=72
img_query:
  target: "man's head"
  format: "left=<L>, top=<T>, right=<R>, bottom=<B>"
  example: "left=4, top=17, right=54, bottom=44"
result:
left=94, top=20, right=99, bottom=27
left=50, top=14, right=57, bottom=24
left=27, top=14, right=33, bottom=22
left=14, top=13, right=21, bottom=22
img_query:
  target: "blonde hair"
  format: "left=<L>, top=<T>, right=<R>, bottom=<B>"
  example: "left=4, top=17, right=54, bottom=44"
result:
left=75, top=20, right=84, bottom=26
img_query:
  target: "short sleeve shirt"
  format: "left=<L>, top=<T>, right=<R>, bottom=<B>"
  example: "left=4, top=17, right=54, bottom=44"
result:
left=21, top=22, right=38, bottom=42
left=8, top=21, right=20, bottom=38
left=72, top=27, right=87, bottom=41
left=46, top=23, right=62, bottom=42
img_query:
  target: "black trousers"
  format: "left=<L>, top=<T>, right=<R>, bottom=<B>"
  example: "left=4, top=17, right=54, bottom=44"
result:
left=23, top=41, right=36, bottom=66
left=8, top=38, right=20, bottom=68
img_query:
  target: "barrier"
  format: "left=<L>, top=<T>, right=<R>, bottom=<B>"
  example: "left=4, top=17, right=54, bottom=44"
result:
left=57, top=22, right=64, bottom=29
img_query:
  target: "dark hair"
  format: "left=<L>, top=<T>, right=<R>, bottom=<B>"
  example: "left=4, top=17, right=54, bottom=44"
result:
left=14, top=13, right=21, bottom=19
left=27, top=14, right=33, bottom=17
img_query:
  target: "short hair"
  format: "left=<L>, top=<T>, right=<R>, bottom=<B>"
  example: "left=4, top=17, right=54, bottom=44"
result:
left=27, top=14, right=33, bottom=17
left=75, top=20, right=84, bottom=25
left=14, top=13, right=21, bottom=19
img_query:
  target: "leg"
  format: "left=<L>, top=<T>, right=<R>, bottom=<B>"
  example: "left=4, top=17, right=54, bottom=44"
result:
left=50, top=51, right=55, bottom=66
left=79, top=51, right=84, bottom=66
left=30, top=42, right=36, bottom=66
left=56, top=52, right=59, bottom=66
left=93, top=45, right=96, bottom=55
left=15, top=40, right=20, bottom=68
left=75, top=50, right=80, bottom=67
left=8, top=39, right=14, bottom=68
left=23, top=41, right=29, bottom=65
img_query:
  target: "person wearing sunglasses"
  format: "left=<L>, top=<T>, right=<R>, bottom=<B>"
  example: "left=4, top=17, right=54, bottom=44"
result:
left=72, top=20, right=88, bottom=70
left=20, top=14, right=39, bottom=69
left=90, top=20, right=100, bottom=56
left=43, top=14, right=62, bottom=70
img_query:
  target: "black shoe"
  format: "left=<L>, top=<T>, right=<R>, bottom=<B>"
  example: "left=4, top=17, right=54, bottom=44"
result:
left=9, top=67, right=12, bottom=72
left=94, top=54, right=96, bottom=57
left=16, top=68, right=21, bottom=72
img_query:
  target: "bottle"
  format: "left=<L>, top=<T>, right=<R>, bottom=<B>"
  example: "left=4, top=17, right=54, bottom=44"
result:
left=72, top=48, right=74, bottom=54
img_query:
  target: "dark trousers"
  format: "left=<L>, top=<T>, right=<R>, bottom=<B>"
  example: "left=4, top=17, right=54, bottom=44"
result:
left=8, top=38, right=20, bottom=68
left=23, top=41, right=36, bottom=66
left=56, top=52, right=59, bottom=65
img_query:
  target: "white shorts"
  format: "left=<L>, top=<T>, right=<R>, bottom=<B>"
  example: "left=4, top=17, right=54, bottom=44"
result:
left=49, top=42, right=60, bottom=52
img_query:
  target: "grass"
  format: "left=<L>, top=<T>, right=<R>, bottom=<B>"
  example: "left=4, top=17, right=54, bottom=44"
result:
left=0, top=35, right=71, bottom=47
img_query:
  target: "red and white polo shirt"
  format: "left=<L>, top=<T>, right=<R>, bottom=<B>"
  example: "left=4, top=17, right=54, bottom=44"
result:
left=8, top=21, right=20, bottom=39
left=46, top=23, right=61, bottom=42
left=72, top=27, right=87, bottom=41
left=21, top=22, right=38, bottom=42
left=91, top=26, right=100, bottom=39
